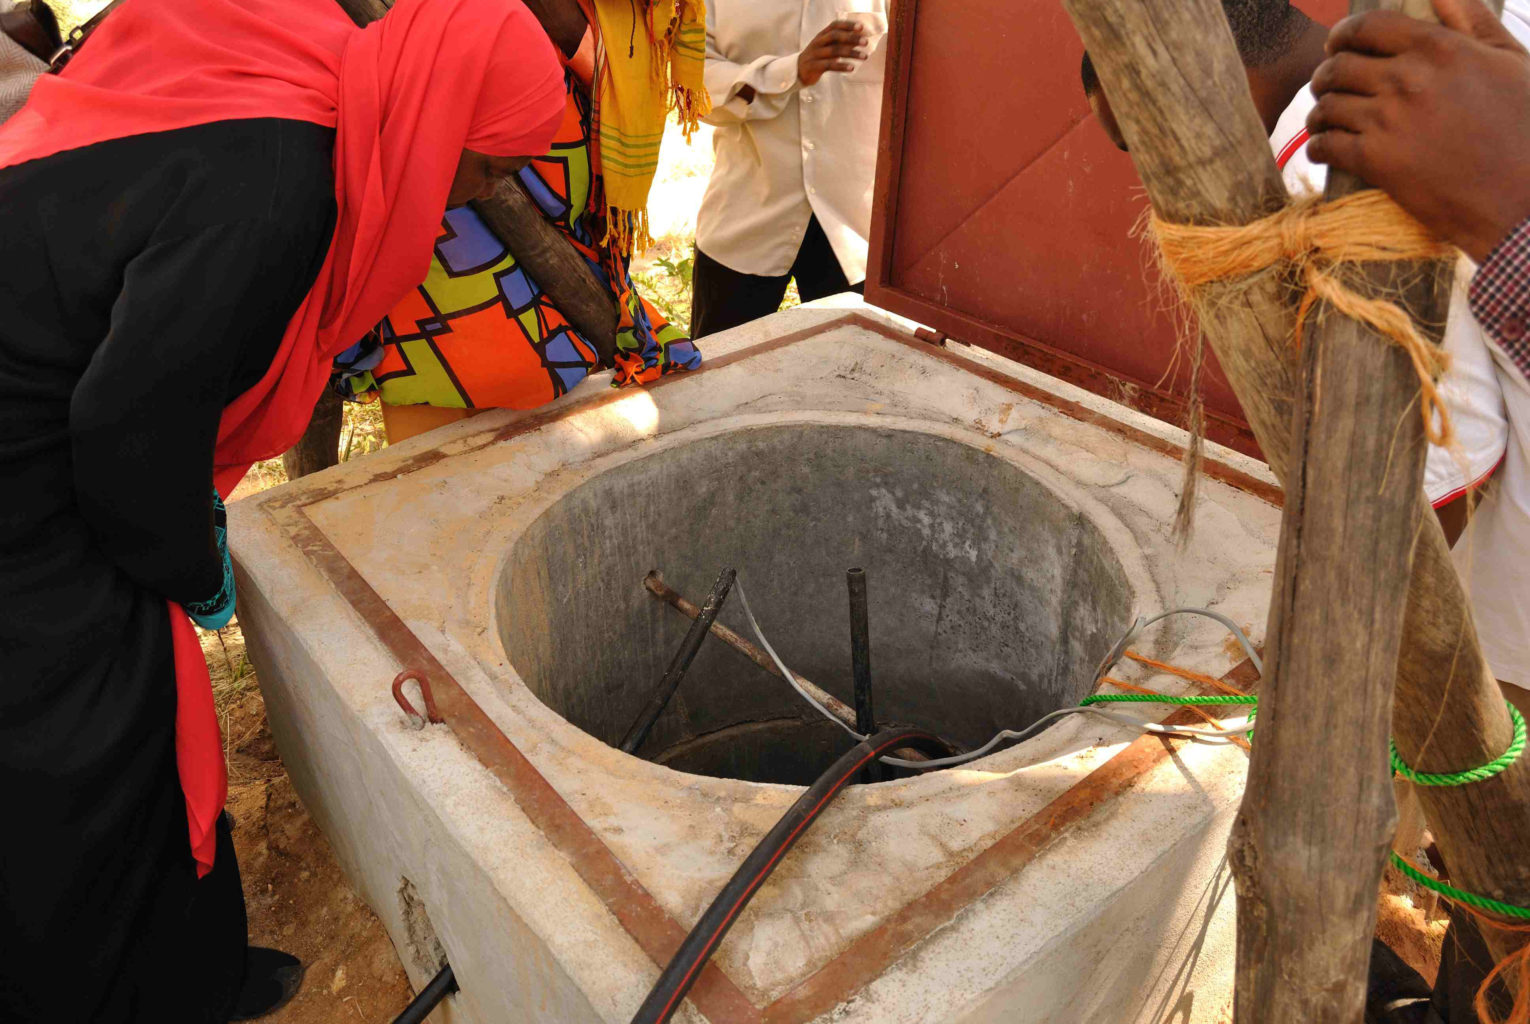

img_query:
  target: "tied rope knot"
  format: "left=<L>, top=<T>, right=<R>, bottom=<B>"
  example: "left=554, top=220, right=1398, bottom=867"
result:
left=1150, top=189, right=1459, bottom=448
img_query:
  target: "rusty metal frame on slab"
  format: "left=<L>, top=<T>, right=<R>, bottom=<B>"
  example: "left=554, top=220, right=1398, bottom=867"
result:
left=246, top=312, right=1268, bottom=1022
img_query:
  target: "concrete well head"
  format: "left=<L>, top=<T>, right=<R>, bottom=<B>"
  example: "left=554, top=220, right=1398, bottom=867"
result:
left=497, top=422, right=1137, bottom=783
left=234, top=311, right=1280, bottom=1024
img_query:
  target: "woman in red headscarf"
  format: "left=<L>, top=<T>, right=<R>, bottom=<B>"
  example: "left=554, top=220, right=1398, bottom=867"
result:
left=0, top=0, right=563, bottom=1019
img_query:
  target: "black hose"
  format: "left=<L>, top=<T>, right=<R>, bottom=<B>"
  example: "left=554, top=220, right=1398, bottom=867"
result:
left=847, top=567, right=876, bottom=732
left=392, top=963, right=457, bottom=1024
left=629, top=727, right=946, bottom=1024
left=621, top=567, right=736, bottom=753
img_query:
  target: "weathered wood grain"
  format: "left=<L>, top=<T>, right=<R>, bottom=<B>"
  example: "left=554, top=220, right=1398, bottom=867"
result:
left=1222, top=3, right=1459, bottom=1016
left=281, top=387, right=345, bottom=479
left=1060, top=0, right=1530, bottom=1013
left=470, top=179, right=618, bottom=366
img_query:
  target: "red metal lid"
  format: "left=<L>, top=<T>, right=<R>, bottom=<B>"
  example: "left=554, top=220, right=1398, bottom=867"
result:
left=866, top=0, right=1344, bottom=460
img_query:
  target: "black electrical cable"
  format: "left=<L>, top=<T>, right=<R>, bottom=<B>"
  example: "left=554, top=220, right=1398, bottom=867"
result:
left=847, top=568, right=875, bottom=736
left=621, top=567, right=736, bottom=753
left=629, top=727, right=947, bottom=1024
left=846, top=567, right=880, bottom=783
left=392, top=963, right=457, bottom=1024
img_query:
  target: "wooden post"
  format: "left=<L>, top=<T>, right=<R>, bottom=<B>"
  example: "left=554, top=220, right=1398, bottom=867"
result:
left=1061, top=0, right=1530, bottom=999
left=1227, top=50, right=1450, bottom=1022
left=280, top=387, right=345, bottom=480
left=331, top=0, right=620, bottom=368
left=1224, top=4, right=1458, bottom=1017
left=470, top=180, right=619, bottom=367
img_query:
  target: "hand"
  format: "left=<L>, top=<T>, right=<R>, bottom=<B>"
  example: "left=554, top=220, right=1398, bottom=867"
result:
left=1306, top=0, right=1530, bottom=262
left=797, top=19, right=868, bottom=86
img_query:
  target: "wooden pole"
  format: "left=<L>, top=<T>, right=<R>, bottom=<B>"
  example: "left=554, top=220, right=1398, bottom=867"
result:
left=1061, top=0, right=1530, bottom=996
left=332, top=0, right=619, bottom=368
left=280, top=387, right=345, bottom=480
left=1226, top=0, right=1450, bottom=1008
left=470, top=180, right=619, bottom=367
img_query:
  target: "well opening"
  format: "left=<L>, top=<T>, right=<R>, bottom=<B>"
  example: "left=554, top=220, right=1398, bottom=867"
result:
left=497, top=423, right=1135, bottom=785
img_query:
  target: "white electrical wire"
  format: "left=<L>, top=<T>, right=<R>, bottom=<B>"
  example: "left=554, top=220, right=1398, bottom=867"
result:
left=735, top=580, right=867, bottom=743
left=734, top=578, right=1256, bottom=772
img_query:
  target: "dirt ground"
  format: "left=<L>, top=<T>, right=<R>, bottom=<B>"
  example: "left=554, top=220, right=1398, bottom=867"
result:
left=1378, top=869, right=1451, bottom=987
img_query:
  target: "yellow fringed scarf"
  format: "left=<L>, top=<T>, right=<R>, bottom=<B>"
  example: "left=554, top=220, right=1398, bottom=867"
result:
left=591, top=0, right=709, bottom=253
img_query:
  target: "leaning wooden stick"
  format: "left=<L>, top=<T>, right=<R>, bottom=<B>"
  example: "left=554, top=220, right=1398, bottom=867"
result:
left=1060, top=0, right=1530, bottom=1007
left=471, top=180, right=619, bottom=366
left=1223, top=2, right=1448, bottom=1016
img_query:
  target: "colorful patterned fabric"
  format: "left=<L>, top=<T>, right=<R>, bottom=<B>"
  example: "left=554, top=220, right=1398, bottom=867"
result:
left=336, top=72, right=701, bottom=410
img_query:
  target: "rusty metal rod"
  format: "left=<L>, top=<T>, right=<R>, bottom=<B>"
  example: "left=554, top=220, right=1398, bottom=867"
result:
left=621, top=568, right=735, bottom=754
left=642, top=572, right=932, bottom=764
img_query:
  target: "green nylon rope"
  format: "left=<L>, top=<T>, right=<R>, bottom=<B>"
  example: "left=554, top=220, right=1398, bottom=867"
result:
left=1390, top=703, right=1527, bottom=786
left=1080, top=693, right=1257, bottom=706
left=1389, top=851, right=1530, bottom=921
left=1085, top=688, right=1530, bottom=919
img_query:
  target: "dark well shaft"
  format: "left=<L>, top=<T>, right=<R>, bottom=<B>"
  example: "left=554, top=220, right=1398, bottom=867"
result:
left=639, top=572, right=939, bottom=764
left=620, top=567, right=736, bottom=754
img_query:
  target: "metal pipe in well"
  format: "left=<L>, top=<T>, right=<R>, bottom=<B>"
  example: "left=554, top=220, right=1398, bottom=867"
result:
left=620, top=568, right=735, bottom=754
left=847, top=567, right=879, bottom=782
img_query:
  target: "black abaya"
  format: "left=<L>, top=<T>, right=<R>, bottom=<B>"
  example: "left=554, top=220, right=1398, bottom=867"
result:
left=0, top=118, right=336, bottom=1023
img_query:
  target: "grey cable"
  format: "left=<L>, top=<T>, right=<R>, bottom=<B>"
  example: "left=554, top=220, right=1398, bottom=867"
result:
left=735, top=578, right=1255, bottom=772
left=1092, top=607, right=1262, bottom=687
left=880, top=707, right=1253, bottom=769
left=735, top=581, right=865, bottom=742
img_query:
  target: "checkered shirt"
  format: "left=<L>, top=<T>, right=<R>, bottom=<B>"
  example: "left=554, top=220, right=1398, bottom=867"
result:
left=1469, top=215, right=1530, bottom=381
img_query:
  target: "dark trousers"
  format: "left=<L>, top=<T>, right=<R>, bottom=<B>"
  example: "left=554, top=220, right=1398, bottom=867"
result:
left=1431, top=900, right=1513, bottom=1023
left=2, top=664, right=248, bottom=1024
left=691, top=215, right=863, bottom=338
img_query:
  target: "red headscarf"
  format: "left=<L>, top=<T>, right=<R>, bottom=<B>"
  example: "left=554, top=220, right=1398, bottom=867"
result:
left=0, top=0, right=565, bottom=877
left=0, top=0, right=566, bottom=492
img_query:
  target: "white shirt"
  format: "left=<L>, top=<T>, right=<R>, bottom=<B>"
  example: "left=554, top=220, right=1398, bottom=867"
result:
left=1272, top=88, right=1510, bottom=507
left=1271, top=0, right=1530, bottom=687
left=697, top=0, right=888, bottom=283
left=1455, top=339, right=1530, bottom=689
